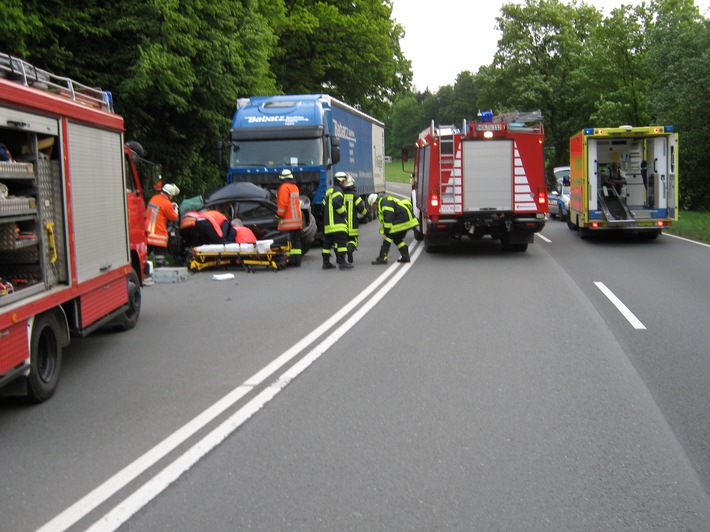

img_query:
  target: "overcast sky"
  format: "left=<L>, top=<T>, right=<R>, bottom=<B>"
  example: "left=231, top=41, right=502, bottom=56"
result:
left=391, top=0, right=710, bottom=91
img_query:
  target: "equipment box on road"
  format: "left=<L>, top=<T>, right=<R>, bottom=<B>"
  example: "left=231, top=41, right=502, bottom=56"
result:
left=153, top=267, right=188, bottom=283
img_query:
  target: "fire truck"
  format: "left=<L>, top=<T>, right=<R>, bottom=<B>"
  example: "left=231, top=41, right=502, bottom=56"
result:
left=567, top=125, right=678, bottom=238
left=0, top=53, right=145, bottom=402
left=410, top=111, right=547, bottom=252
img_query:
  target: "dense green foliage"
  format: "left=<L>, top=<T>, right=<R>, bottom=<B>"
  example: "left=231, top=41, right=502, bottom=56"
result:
left=1, top=0, right=409, bottom=195
left=1, top=0, right=707, bottom=208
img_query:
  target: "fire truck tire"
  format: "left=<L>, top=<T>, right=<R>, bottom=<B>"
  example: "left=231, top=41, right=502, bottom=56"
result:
left=115, top=271, right=142, bottom=331
left=27, top=313, right=63, bottom=403
left=413, top=215, right=423, bottom=241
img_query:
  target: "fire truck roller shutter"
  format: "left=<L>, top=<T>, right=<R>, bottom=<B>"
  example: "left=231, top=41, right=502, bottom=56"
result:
left=67, top=123, right=129, bottom=283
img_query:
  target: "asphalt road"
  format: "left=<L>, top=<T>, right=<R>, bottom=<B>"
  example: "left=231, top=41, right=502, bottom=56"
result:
left=1, top=186, right=709, bottom=531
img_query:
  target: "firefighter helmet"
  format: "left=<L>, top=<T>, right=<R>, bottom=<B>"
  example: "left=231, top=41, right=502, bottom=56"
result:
left=344, top=176, right=356, bottom=189
left=162, top=183, right=180, bottom=197
left=280, top=169, right=293, bottom=180
left=367, top=193, right=379, bottom=207
left=334, top=171, right=348, bottom=182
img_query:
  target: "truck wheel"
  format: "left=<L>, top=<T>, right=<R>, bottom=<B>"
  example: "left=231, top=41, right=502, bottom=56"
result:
left=413, top=214, right=423, bottom=241
left=566, top=215, right=578, bottom=231
left=27, top=313, right=63, bottom=403
left=114, top=271, right=141, bottom=331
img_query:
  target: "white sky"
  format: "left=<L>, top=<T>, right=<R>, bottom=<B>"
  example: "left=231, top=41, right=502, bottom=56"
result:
left=391, top=0, right=710, bottom=91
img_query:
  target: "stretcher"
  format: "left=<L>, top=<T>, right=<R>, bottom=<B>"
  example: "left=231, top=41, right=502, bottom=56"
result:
left=186, top=240, right=289, bottom=272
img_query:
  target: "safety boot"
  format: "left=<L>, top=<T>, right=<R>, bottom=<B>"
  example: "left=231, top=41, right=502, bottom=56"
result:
left=397, top=246, right=411, bottom=263
left=322, top=254, right=335, bottom=270
left=337, top=253, right=353, bottom=270
left=371, top=256, right=388, bottom=265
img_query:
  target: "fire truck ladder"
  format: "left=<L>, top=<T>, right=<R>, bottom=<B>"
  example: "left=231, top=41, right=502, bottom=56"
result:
left=438, top=125, right=457, bottom=205
left=0, top=52, right=114, bottom=112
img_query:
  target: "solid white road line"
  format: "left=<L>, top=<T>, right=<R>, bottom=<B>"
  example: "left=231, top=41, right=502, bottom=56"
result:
left=86, top=244, right=422, bottom=531
left=594, top=281, right=647, bottom=330
left=37, top=243, right=419, bottom=532
left=663, top=232, right=710, bottom=248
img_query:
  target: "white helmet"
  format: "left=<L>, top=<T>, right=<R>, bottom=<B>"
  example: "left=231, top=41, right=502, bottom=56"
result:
left=344, top=176, right=356, bottom=189
left=334, top=171, right=348, bottom=183
left=162, top=183, right=180, bottom=197
left=280, top=169, right=293, bottom=180
left=367, top=193, right=379, bottom=207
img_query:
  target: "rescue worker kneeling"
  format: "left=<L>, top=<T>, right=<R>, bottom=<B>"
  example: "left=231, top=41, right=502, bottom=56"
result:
left=180, top=210, right=231, bottom=247
left=181, top=211, right=257, bottom=246
left=368, top=193, right=419, bottom=264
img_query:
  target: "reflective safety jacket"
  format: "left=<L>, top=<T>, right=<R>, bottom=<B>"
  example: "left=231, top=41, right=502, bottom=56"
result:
left=344, top=186, right=368, bottom=237
left=146, top=192, right=179, bottom=247
left=322, top=185, right=348, bottom=234
left=376, top=195, right=419, bottom=235
left=276, top=180, right=303, bottom=231
left=179, top=210, right=228, bottom=238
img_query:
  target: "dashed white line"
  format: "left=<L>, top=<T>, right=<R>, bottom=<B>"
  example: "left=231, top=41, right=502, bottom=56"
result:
left=594, top=281, right=647, bottom=330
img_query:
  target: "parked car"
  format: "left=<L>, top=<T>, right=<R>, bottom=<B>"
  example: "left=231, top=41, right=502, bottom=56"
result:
left=554, top=165, right=570, bottom=184
left=549, top=182, right=571, bottom=220
left=183, top=182, right=317, bottom=251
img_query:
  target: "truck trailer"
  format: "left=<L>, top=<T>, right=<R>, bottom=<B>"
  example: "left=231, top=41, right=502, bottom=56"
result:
left=0, top=53, right=144, bottom=402
left=410, top=111, right=547, bottom=252
left=225, top=94, right=385, bottom=221
left=567, top=125, right=678, bottom=238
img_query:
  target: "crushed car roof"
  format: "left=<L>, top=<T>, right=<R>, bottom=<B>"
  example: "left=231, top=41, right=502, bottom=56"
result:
left=203, top=182, right=272, bottom=206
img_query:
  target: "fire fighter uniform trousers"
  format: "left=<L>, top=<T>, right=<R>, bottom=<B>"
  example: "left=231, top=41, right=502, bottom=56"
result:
left=377, top=230, right=410, bottom=261
left=284, top=229, right=302, bottom=266
left=322, top=231, right=348, bottom=264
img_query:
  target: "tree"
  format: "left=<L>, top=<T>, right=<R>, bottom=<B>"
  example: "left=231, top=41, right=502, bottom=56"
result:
left=272, top=0, right=412, bottom=119
left=646, top=0, right=710, bottom=209
left=485, top=0, right=603, bottom=170
left=387, top=94, right=424, bottom=156
left=6, top=0, right=283, bottom=195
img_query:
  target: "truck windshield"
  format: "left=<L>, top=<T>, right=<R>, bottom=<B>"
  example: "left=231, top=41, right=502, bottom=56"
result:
left=230, top=139, right=323, bottom=167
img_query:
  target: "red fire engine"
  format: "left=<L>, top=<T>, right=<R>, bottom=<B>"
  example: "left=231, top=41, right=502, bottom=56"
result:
left=0, top=52, right=147, bottom=402
left=409, top=111, right=547, bottom=252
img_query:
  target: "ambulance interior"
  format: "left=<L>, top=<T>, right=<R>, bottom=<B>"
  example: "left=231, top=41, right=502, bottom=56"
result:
left=587, top=135, right=674, bottom=220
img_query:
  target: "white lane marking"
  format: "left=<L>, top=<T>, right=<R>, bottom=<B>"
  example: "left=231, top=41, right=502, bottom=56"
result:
left=663, top=232, right=710, bottom=248
left=536, top=233, right=552, bottom=243
left=86, top=244, right=422, bottom=531
left=594, top=281, right=647, bottom=330
left=37, top=244, right=418, bottom=532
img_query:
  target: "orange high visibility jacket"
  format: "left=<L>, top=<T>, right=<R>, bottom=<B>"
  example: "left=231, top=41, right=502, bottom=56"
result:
left=276, top=180, right=303, bottom=231
left=180, top=210, right=228, bottom=238
left=146, top=192, right=178, bottom=247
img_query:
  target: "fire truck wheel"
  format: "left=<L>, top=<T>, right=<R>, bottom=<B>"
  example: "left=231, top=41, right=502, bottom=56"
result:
left=27, top=313, right=63, bottom=403
left=115, top=271, right=142, bottom=331
left=413, top=215, right=423, bottom=241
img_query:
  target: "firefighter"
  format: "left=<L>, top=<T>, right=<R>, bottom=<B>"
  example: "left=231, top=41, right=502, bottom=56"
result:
left=276, top=169, right=303, bottom=267
left=146, top=183, right=180, bottom=265
left=179, top=209, right=230, bottom=246
left=343, top=175, right=368, bottom=263
left=227, top=218, right=257, bottom=244
left=321, top=172, right=353, bottom=270
left=368, top=193, right=418, bottom=264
